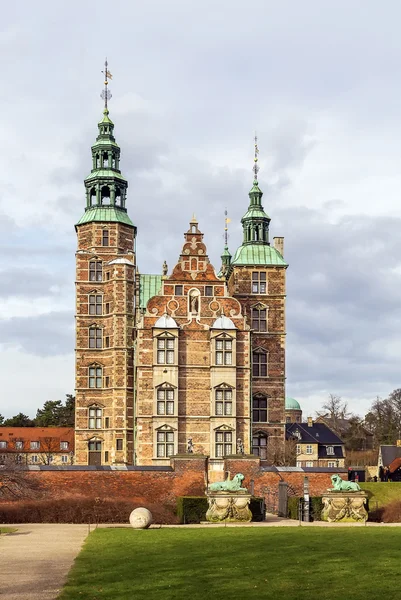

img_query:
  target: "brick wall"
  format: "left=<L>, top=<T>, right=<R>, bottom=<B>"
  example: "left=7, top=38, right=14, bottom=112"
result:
left=1, top=457, right=346, bottom=523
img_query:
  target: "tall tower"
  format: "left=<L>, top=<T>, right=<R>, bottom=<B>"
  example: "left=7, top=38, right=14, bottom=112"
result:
left=74, top=64, right=136, bottom=465
left=227, top=137, right=288, bottom=458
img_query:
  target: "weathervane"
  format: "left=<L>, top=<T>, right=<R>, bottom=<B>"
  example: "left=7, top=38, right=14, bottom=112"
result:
left=100, top=58, right=113, bottom=109
left=253, top=133, right=259, bottom=181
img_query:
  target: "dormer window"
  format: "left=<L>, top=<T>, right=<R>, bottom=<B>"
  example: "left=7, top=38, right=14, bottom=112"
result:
left=327, top=446, right=334, bottom=455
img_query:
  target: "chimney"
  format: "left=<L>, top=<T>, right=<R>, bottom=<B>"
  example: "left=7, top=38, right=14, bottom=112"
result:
left=397, top=440, right=401, bottom=447
left=307, top=416, right=313, bottom=428
left=273, top=237, right=284, bottom=257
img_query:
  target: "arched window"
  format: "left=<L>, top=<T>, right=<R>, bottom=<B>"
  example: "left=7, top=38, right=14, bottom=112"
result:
left=88, top=365, right=102, bottom=388
left=101, top=185, right=110, bottom=205
left=115, top=188, right=121, bottom=206
left=252, top=394, right=268, bottom=422
left=90, top=188, right=96, bottom=206
left=103, top=152, right=109, bottom=168
left=89, top=326, right=102, bottom=349
left=252, top=433, right=268, bottom=459
left=89, top=260, right=102, bottom=282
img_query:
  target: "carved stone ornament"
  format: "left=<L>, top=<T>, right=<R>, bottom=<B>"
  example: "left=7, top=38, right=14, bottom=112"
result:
left=321, top=492, right=368, bottom=523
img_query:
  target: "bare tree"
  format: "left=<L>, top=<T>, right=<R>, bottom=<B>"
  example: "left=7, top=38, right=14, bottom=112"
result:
left=317, top=394, right=351, bottom=425
left=265, top=437, right=297, bottom=466
left=39, top=437, right=61, bottom=465
left=0, top=456, right=39, bottom=499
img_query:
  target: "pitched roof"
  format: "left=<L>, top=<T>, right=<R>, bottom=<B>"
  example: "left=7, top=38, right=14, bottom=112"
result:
left=286, top=422, right=344, bottom=445
left=380, top=445, right=401, bottom=467
left=139, top=274, right=162, bottom=309
left=0, top=428, right=74, bottom=452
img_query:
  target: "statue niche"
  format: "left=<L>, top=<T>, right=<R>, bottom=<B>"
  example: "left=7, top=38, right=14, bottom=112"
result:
left=189, top=289, right=200, bottom=315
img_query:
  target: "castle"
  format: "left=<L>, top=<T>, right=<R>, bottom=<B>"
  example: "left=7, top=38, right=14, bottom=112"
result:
left=74, top=100, right=288, bottom=466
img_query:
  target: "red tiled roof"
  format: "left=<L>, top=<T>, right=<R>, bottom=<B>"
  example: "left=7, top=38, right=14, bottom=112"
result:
left=0, top=427, right=74, bottom=453
left=389, top=457, right=401, bottom=474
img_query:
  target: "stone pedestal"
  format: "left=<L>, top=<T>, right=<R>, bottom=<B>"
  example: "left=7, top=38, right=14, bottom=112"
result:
left=206, top=492, right=252, bottom=522
left=321, top=492, right=368, bottom=523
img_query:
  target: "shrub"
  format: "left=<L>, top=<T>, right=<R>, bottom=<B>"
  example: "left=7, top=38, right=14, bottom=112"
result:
left=287, top=497, right=323, bottom=521
left=378, top=500, right=401, bottom=523
left=0, top=497, right=149, bottom=524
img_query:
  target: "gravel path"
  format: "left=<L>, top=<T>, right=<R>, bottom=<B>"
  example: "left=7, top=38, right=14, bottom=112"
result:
left=0, top=524, right=88, bottom=600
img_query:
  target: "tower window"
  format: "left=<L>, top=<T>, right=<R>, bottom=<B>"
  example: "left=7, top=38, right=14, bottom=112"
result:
left=89, top=327, right=102, bottom=349
left=102, top=230, right=109, bottom=247
left=88, top=366, right=102, bottom=388
left=252, top=434, right=268, bottom=459
left=252, top=395, right=268, bottom=422
left=215, top=388, right=233, bottom=416
left=103, top=152, right=109, bottom=168
left=157, top=336, right=175, bottom=364
left=205, top=286, right=213, bottom=297
left=89, top=261, right=102, bottom=282
left=252, top=272, right=267, bottom=293
left=89, top=295, right=102, bottom=316
left=252, top=351, right=268, bottom=377
left=215, top=338, right=232, bottom=365
left=215, top=431, right=232, bottom=457
left=116, top=439, right=123, bottom=451
left=157, top=388, right=175, bottom=415
left=156, top=431, right=174, bottom=457
left=88, top=406, right=102, bottom=429
left=251, top=307, right=267, bottom=332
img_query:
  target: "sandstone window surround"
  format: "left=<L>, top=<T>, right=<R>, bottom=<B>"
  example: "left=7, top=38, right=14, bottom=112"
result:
left=251, top=304, right=268, bottom=332
left=88, top=406, right=102, bottom=429
left=174, top=285, right=183, bottom=296
left=252, top=271, right=267, bottom=294
left=156, top=429, right=174, bottom=458
left=205, top=285, right=213, bottom=297
left=214, top=335, right=233, bottom=366
left=102, top=229, right=109, bottom=247
left=252, top=348, right=268, bottom=377
left=252, top=394, right=268, bottom=423
left=252, top=432, right=268, bottom=459
left=89, top=326, right=103, bottom=349
left=156, top=385, right=175, bottom=415
left=88, top=365, right=103, bottom=388
left=215, top=429, right=233, bottom=457
left=89, top=260, right=102, bottom=282
left=88, top=293, right=103, bottom=316
left=215, top=387, right=233, bottom=416
left=155, top=334, right=176, bottom=365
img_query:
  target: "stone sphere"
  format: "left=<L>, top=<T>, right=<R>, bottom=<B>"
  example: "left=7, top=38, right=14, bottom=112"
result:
left=129, top=507, right=152, bottom=529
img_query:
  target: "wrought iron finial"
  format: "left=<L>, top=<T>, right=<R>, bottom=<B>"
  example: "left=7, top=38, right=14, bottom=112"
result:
left=100, top=58, right=113, bottom=109
left=253, top=132, right=259, bottom=181
left=224, top=208, right=231, bottom=247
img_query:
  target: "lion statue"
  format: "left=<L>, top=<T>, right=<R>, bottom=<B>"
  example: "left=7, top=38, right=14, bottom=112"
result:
left=209, top=473, right=247, bottom=493
left=328, top=473, right=361, bottom=492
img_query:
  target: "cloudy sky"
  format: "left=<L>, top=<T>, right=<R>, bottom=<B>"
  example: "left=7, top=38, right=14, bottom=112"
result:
left=1, top=0, right=401, bottom=419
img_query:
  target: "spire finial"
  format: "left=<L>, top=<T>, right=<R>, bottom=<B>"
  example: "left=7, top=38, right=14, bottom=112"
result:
left=224, top=208, right=231, bottom=247
left=253, top=132, right=259, bottom=181
left=100, top=58, right=113, bottom=111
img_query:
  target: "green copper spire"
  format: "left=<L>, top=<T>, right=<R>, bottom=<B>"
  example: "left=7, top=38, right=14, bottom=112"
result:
left=240, top=135, right=270, bottom=245
left=76, top=61, right=134, bottom=228
left=231, top=136, right=287, bottom=267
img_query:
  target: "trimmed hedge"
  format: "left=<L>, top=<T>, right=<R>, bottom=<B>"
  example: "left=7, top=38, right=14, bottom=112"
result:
left=287, top=497, right=323, bottom=521
left=176, top=496, right=265, bottom=524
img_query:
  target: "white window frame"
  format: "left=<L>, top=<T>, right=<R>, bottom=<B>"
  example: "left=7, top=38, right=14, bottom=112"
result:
left=306, top=461, right=313, bottom=467
left=215, top=337, right=233, bottom=366
left=215, top=388, right=233, bottom=416
left=61, top=455, right=69, bottom=464
left=296, top=444, right=301, bottom=455
left=156, top=336, right=175, bottom=365
left=156, top=430, right=174, bottom=458
left=328, top=461, right=336, bottom=468
left=30, top=441, right=40, bottom=450
left=157, top=387, right=175, bottom=415
left=306, top=445, right=313, bottom=455
left=215, top=430, right=233, bottom=457
left=88, top=406, right=102, bottom=429
left=327, top=446, right=334, bottom=455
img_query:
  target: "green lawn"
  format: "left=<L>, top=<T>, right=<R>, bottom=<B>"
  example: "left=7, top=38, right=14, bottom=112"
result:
left=58, top=527, right=401, bottom=600
left=361, top=482, right=401, bottom=509
left=0, top=527, right=17, bottom=535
